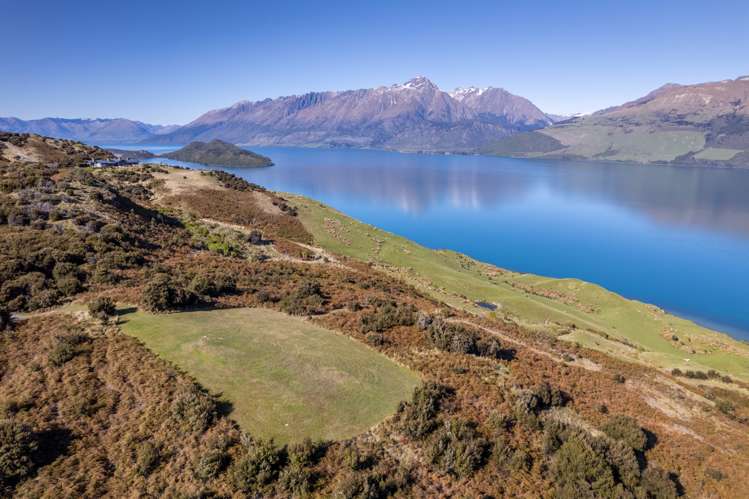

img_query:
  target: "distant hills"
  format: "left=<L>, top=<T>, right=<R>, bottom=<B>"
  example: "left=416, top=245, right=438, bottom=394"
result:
left=3, top=75, right=749, bottom=165
left=485, top=76, right=749, bottom=165
left=162, top=139, right=273, bottom=167
left=0, top=117, right=179, bottom=144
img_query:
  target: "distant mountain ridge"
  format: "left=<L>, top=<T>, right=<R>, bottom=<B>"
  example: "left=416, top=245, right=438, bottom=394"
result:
left=485, top=75, right=749, bottom=166
left=0, top=117, right=179, bottom=144
left=151, top=76, right=553, bottom=152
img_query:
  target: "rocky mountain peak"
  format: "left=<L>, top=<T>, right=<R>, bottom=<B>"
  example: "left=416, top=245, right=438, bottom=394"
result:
left=396, top=76, right=439, bottom=91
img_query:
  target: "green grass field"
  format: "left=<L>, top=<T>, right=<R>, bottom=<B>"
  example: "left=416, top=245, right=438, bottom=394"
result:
left=119, top=307, right=419, bottom=443
left=291, top=195, right=749, bottom=382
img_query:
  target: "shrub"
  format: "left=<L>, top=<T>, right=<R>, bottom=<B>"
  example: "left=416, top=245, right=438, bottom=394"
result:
left=639, top=467, right=678, bottom=499
left=552, top=437, right=617, bottom=498
left=88, top=296, right=116, bottom=321
left=600, top=415, right=647, bottom=452
left=135, top=441, right=160, bottom=476
left=513, top=382, right=567, bottom=428
left=715, top=399, right=735, bottom=416
left=142, top=273, right=197, bottom=312
left=196, top=448, right=228, bottom=481
left=279, top=463, right=314, bottom=496
left=0, top=420, right=37, bottom=485
left=287, top=437, right=323, bottom=468
left=279, top=280, right=326, bottom=315
left=0, top=307, right=13, bottom=332
left=605, top=439, right=641, bottom=490
left=341, top=443, right=373, bottom=471
left=397, top=382, right=452, bottom=439
left=365, top=332, right=385, bottom=346
left=613, top=373, right=626, bottom=384
left=332, top=469, right=409, bottom=499
left=424, top=317, right=506, bottom=359
left=427, top=419, right=489, bottom=478
left=230, top=438, right=285, bottom=492
left=172, top=386, right=218, bottom=432
left=48, top=334, right=87, bottom=366
left=189, top=272, right=236, bottom=298
left=249, top=230, right=263, bottom=245
left=359, top=301, right=417, bottom=333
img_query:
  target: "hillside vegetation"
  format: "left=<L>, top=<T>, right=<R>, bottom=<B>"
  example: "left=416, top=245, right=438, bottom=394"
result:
left=162, top=139, right=273, bottom=167
left=1, top=132, right=747, bottom=497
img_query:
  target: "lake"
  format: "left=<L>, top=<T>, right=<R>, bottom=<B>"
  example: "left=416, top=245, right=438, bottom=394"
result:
left=122, top=145, right=749, bottom=340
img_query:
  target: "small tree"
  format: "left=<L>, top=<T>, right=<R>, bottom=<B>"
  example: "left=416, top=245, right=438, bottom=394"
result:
left=142, top=273, right=196, bottom=312
left=88, top=297, right=116, bottom=321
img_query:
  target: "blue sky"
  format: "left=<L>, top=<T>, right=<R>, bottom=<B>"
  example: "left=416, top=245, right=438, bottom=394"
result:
left=2, top=0, right=748, bottom=124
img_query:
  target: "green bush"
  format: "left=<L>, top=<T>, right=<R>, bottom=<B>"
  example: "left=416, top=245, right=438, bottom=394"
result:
left=600, top=415, right=647, bottom=452
left=424, top=317, right=505, bottom=359
left=279, top=280, right=326, bottom=315
left=715, top=399, right=735, bottom=416
left=196, top=448, right=228, bottom=481
left=0, top=420, right=38, bottom=485
left=397, top=382, right=452, bottom=439
left=230, top=438, right=285, bottom=492
left=279, top=463, right=314, bottom=496
left=513, top=382, right=567, bottom=428
left=287, top=437, right=322, bottom=468
left=359, top=300, right=417, bottom=333
left=48, top=334, right=87, bottom=366
left=552, top=437, right=617, bottom=498
left=639, top=467, right=678, bottom=499
left=427, top=419, right=489, bottom=478
left=142, top=273, right=197, bottom=312
left=189, top=272, right=236, bottom=298
left=88, top=296, right=116, bottom=321
left=172, top=386, right=218, bottom=432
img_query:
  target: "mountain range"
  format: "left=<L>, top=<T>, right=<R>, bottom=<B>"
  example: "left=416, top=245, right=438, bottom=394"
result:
left=2, top=75, right=749, bottom=165
left=0, top=117, right=179, bottom=144
left=0, top=77, right=554, bottom=153
left=149, top=76, right=554, bottom=152
left=485, top=75, right=749, bottom=165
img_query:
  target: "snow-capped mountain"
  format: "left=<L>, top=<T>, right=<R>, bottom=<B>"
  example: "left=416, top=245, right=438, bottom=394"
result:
left=152, top=77, right=552, bottom=152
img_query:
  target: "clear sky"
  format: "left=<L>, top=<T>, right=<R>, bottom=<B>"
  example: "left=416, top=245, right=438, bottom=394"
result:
left=3, top=0, right=748, bottom=124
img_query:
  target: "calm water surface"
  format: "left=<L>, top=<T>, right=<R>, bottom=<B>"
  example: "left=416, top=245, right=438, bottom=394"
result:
left=127, top=146, right=749, bottom=340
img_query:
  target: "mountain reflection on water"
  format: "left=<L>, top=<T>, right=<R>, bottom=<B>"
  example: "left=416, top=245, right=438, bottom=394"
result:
left=142, top=146, right=749, bottom=340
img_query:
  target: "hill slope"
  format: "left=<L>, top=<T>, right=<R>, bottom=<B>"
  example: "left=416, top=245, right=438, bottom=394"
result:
left=152, top=77, right=552, bottom=152
left=1, top=133, right=748, bottom=497
left=485, top=76, right=749, bottom=166
left=162, top=139, right=273, bottom=167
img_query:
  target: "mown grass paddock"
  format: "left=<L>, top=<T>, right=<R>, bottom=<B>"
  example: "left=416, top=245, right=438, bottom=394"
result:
left=120, top=307, right=419, bottom=443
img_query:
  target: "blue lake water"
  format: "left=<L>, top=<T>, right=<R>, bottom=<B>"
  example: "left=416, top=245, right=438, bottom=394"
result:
left=117, top=145, right=749, bottom=340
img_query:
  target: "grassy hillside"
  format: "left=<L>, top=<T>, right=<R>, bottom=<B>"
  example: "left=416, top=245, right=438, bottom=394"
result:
left=3, top=133, right=748, bottom=498
left=120, top=307, right=419, bottom=443
left=291, top=195, right=749, bottom=383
